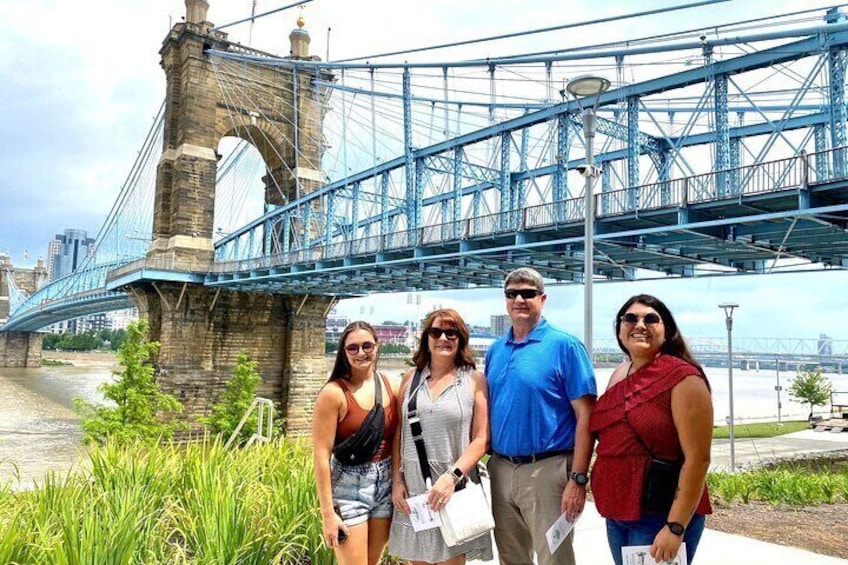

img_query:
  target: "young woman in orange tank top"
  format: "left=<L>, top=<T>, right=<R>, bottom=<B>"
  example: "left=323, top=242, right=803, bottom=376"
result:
left=312, top=321, right=400, bottom=565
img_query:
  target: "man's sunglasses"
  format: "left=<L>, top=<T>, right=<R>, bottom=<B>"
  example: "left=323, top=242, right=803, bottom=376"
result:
left=620, top=313, right=662, bottom=326
left=504, top=288, right=540, bottom=300
left=344, top=342, right=376, bottom=354
left=427, top=327, right=459, bottom=340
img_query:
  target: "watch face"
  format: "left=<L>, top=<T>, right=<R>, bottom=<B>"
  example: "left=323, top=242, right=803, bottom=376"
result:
left=666, top=522, right=685, bottom=536
left=451, top=467, right=463, bottom=479
left=571, top=472, right=588, bottom=485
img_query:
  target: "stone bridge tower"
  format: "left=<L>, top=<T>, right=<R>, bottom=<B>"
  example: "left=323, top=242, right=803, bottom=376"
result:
left=124, top=0, right=334, bottom=435
left=0, top=254, right=48, bottom=367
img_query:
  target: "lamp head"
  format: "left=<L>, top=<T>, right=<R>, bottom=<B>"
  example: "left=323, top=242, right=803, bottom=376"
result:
left=566, top=75, right=611, bottom=98
left=718, top=302, right=740, bottom=319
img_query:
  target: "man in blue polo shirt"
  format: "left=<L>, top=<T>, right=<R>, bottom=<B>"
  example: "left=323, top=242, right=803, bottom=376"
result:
left=485, top=267, right=596, bottom=565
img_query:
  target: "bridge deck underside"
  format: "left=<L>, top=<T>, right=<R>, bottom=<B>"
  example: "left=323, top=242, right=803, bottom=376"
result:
left=204, top=181, right=848, bottom=296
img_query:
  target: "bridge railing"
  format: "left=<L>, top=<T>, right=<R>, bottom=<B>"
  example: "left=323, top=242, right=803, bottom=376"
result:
left=210, top=146, right=848, bottom=273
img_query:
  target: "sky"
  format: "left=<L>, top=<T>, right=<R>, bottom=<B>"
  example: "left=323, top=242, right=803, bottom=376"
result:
left=1, top=0, right=847, bottom=343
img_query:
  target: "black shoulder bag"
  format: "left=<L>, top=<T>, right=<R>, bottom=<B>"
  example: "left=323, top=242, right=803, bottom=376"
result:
left=332, top=374, right=385, bottom=466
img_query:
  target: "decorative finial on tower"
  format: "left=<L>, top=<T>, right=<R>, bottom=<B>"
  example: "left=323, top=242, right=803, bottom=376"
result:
left=289, top=11, right=311, bottom=59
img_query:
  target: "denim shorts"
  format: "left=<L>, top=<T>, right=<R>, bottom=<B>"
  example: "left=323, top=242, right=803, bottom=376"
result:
left=331, top=457, right=393, bottom=526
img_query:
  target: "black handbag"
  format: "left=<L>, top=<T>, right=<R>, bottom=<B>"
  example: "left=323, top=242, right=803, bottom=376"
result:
left=332, top=374, right=385, bottom=466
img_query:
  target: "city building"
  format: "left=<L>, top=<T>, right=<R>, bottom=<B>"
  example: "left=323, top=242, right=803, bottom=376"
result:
left=490, top=314, right=510, bottom=337
left=50, top=229, right=95, bottom=282
left=326, top=312, right=350, bottom=343
left=45, top=238, right=61, bottom=281
left=107, top=308, right=139, bottom=331
left=373, top=324, right=408, bottom=345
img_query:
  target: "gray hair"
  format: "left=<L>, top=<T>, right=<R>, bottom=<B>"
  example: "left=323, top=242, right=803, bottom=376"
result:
left=503, top=267, right=545, bottom=292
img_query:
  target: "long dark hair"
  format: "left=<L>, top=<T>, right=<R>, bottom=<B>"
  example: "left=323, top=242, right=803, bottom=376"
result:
left=412, top=308, right=476, bottom=370
left=329, top=321, right=379, bottom=381
left=614, top=294, right=705, bottom=376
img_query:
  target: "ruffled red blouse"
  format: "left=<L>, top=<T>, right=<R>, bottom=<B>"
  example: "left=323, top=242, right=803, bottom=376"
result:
left=589, top=355, right=712, bottom=520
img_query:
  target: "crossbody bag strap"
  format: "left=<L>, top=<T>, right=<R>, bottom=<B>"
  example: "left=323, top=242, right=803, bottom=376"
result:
left=406, top=368, right=433, bottom=485
left=622, top=363, right=658, bottom=459
left=374, top=370, right=383, bottom=406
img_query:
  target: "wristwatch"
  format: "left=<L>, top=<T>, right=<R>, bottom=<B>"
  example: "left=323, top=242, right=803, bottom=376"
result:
left=569, top=471, right=589, bottom=486
left=666, top=521, right=686, bottom=536
left=448, top=465, right=464, bottom=484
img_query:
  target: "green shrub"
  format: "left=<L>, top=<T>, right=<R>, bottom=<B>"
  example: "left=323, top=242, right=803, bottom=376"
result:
left=74, top=320, right=183, bottom=445
left=201, top=353, right=262, bottom=445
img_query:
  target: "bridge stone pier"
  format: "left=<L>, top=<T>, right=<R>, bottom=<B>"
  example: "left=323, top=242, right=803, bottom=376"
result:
left=113, top=0, right=334, bottom=435
left=0, top=254, right=47, bottom=367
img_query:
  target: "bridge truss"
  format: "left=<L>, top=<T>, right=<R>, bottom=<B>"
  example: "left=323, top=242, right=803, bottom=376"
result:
left=5, top=4, right=848, bottom=331
left=208, top=6, right=848, bottom=294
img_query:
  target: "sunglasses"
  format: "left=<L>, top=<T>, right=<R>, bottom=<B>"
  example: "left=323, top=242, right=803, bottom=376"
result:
left=504, top=288, right=541, bottom=300
left=344, top=342, right=376, bottom=354
left=428, top=327, right=459, bottom=340
left=620, top=313, right=662, bottom=326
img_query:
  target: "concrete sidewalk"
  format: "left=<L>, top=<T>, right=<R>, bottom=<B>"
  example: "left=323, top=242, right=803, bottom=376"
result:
left=711, top=427, right=848, bottom=471
left=471, top=428, right=848, bottom=564
left=472, top=499, right=847, bottom=564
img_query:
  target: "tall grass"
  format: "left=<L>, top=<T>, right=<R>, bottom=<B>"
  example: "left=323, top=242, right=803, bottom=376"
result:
left=0, top=438, right=335, bottom=564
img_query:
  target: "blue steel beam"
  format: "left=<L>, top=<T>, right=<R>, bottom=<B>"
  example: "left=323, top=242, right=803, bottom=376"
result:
left=829, top=45, right=847, bottom=177
left=217, top=27, right=848, bottom=254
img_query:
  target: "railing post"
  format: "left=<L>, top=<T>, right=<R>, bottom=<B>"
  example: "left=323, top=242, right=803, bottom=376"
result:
left=800, top=150, right=809, bottom=190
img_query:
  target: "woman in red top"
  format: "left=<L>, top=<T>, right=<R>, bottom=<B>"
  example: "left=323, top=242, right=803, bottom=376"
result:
left=312, top=321, right=399, bottom=565
left=590, top=294, right=713, bottom=565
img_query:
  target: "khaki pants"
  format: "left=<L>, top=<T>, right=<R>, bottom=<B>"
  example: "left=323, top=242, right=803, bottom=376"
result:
left=488, top=453, right=575, bottom=565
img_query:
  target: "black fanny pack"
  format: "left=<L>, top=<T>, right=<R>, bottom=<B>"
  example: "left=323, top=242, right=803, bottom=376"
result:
left=333, top=374, right=385, bottom=466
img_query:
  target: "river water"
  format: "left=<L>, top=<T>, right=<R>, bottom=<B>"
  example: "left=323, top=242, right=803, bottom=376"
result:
left=2, top=358, right=847, bottom=486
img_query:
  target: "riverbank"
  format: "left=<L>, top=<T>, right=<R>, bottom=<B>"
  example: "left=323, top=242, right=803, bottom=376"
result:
left=43, top=350, right=118, bottom=368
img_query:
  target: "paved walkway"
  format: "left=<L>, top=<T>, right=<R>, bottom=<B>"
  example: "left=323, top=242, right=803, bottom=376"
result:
left=472, top=428, right=848, bottom=564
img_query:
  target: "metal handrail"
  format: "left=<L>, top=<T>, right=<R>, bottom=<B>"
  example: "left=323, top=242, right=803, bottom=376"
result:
left=224, top=397, right=275, bottom=449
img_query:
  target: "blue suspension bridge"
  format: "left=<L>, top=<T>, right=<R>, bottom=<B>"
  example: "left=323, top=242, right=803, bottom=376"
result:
left=4, top=3, right=848, bottom=339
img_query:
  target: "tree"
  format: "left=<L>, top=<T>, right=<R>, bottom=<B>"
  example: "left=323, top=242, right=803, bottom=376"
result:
left=788, top=367, right=833, bottom=421
left=201, top=352, right=263, bottom=445
left=74, top=320, right=183, bottom=445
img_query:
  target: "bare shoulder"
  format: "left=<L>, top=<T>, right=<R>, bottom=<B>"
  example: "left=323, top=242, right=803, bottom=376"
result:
left=673, top=373, right=711, bottom=397
left=470, top=369, right=487, bottom=387
left=397, top=367, right=417, bottom=395
left=605, top=361, right=630, bottom=391
left=316, top=380, right=345, bottom=405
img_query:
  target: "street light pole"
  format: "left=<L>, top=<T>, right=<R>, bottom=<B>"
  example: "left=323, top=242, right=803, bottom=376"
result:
left=719, top=303, right=739, bottom=471
left=565, top=75, right=610, bottom=359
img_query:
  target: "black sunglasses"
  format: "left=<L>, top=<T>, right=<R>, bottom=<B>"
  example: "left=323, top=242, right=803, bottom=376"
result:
left=620, top=313, right=662, bottom=326
left=504, top=288, right=540, bottom=300
left=344, top=342, right=376, bottom=354
left=428, top=327, right=459, bottom=340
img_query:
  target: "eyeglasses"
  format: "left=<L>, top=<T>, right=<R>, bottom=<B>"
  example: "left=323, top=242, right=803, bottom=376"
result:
left=504, top=288, right=540, bottom=300
left=344, top=342, right=376, bottom=354
left=620, top=313, right=662, bottom=326
left=428, top=327, right=459, bottom=340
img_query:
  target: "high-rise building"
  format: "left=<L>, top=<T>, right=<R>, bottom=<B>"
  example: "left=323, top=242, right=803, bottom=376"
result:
left=46, top=239, right=62, bottom=281
left=50, top=229, right=95, bottom=281
left=490, top=314, right=510, bottom=337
